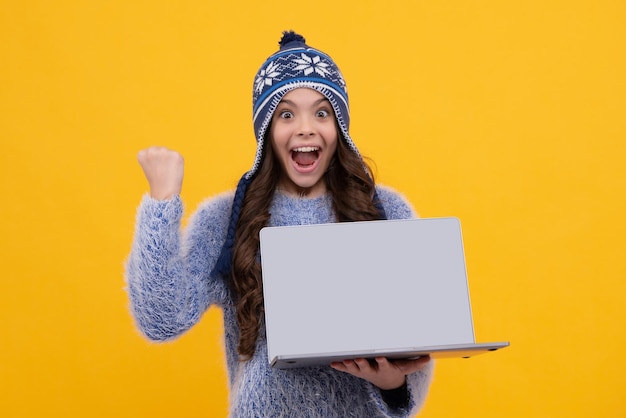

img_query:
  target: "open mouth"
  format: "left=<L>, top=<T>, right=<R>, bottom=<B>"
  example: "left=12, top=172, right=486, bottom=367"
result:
left=291, top=146, right=320, bottom=168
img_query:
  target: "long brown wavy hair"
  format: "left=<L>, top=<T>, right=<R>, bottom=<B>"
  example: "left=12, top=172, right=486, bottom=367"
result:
left=230, top=134, right=384, bottom=360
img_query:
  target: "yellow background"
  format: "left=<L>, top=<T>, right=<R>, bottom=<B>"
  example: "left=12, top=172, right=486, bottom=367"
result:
left=1, top=1, right=624, bottom=417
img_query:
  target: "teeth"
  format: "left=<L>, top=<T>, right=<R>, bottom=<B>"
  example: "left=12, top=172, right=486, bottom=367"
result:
left=293, top=146, right=319, bottom=153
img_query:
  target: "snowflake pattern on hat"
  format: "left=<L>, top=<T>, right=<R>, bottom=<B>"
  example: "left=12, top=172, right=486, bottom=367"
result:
left=252, top=48, right=348, bottom=112
left=254, top=60, right=281, bottom=95
left=293, top=53, right=331, bottom=77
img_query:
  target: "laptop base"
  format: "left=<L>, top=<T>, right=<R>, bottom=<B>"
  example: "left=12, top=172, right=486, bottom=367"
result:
left=271, top=342, right=509, bottom=369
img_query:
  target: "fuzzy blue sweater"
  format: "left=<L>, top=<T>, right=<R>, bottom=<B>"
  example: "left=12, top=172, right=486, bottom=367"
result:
left=126, top=186, right=434, bottom=417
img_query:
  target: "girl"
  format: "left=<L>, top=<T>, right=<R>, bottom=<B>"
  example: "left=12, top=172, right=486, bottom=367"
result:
left=126, top=31, right=434, bottom=417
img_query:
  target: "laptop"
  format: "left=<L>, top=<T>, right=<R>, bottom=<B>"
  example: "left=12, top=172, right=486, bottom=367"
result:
left=259, top=217, right=509, bottom=369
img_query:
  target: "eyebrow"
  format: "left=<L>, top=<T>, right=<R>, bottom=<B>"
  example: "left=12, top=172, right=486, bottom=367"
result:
left=279, top=97, right=330, bottom=107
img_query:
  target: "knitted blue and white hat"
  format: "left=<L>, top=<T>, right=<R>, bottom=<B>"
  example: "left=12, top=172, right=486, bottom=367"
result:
left=212, top=31, right=380, bottom=278
left=248, top=30, right=360, bottom=179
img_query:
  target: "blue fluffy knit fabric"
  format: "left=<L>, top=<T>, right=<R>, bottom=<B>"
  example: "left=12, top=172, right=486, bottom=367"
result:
left=125, top=185, right=434, bottom=417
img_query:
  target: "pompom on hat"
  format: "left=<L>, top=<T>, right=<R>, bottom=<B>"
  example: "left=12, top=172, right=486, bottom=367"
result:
left=211, top=31, right=383, bottom=278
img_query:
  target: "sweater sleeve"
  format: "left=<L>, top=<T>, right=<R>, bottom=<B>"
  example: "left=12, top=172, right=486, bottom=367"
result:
left=366, top=185, right=435, bottom=416
left=375, top=185, right=417, bottom=220
left=368, top=361, right=435, bottom=417
left=124, top=192, right=233, bottom=342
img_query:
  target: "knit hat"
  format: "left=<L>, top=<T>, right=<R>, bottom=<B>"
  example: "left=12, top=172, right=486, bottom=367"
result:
left=211, top=31, right=384, bottom=278
left=249, top=30, right=360, bottom=178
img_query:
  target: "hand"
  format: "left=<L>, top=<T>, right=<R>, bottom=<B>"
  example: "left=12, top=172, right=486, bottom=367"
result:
left=330, top=356, right=431, bottom=390
left=137, top=146, right=184, bottom=200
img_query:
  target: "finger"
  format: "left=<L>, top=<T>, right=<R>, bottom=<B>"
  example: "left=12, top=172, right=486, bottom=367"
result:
left=341, top=359, right=361, bottom=373
left=375, top=357, right=393, bottom=372
left=353, top=358, right=371, bottom=372
left=338, top=359, right=368, bottom=376
left=393, top=355, right=432, bottom=374
left=330, top=361, right=346, bottom=371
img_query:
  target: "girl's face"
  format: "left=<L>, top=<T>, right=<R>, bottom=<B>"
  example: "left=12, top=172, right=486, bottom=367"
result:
left=270, top=88, right=338, bottom=198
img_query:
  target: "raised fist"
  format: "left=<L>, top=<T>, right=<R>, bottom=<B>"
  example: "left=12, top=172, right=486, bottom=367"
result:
left=137, top=146, right=184, bottom=200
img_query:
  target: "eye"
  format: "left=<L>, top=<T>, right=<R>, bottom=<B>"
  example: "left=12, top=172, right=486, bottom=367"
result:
left=316, top=109, right=330, bottom=118
left=279, top=110, right=293, bottom=119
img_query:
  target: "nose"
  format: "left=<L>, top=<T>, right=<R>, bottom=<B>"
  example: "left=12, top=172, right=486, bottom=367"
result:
left=297, top=115, right=315, bottom=137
